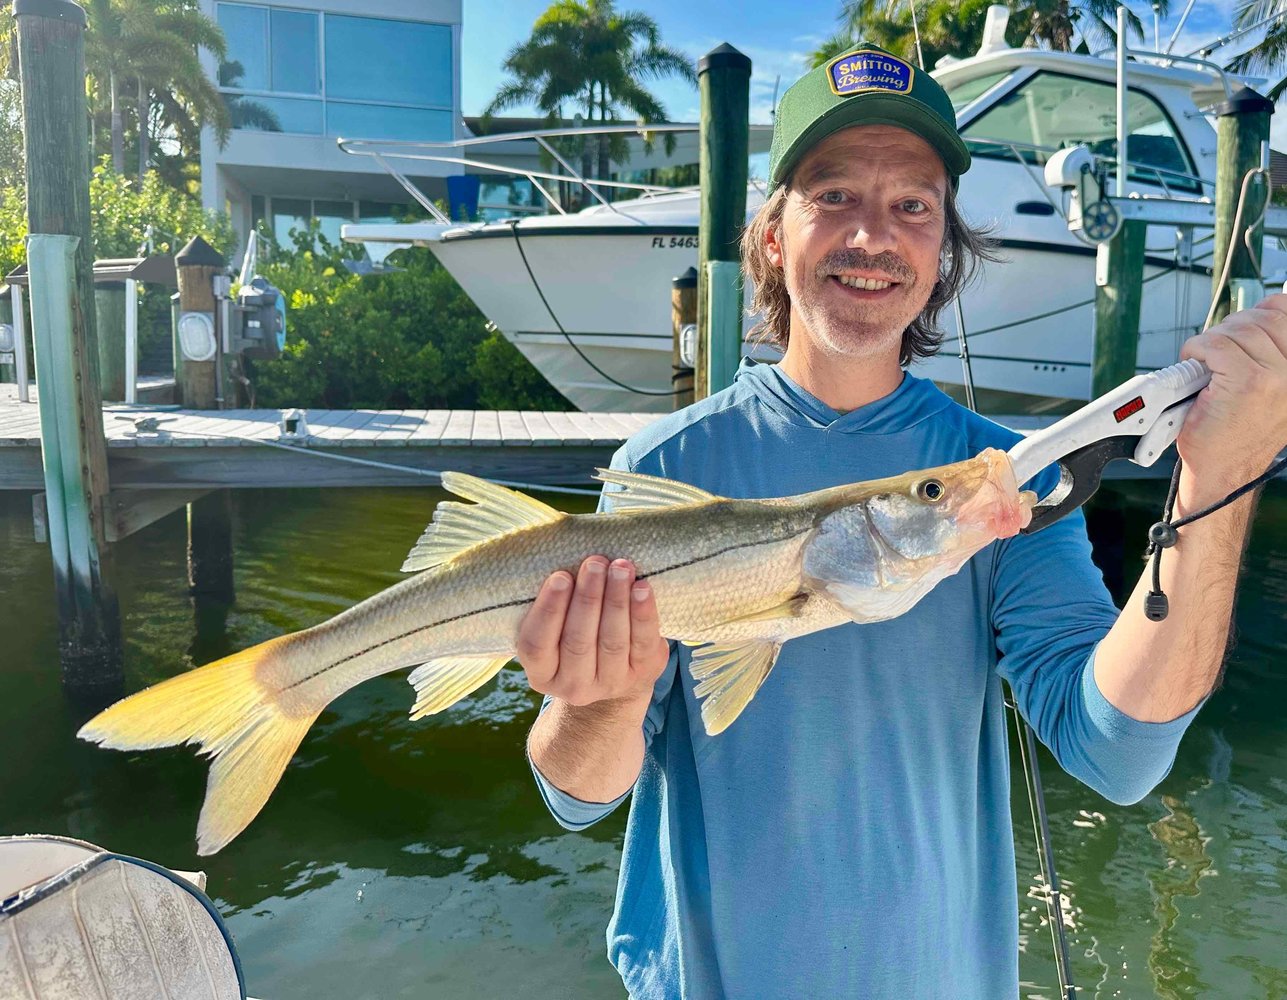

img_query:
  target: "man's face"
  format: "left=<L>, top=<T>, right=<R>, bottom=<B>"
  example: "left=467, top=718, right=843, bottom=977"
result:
left=766, top=124, right=949, bottom=360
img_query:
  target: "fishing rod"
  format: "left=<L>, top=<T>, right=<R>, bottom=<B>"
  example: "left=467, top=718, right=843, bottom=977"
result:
left=952, top=296, right=1078, bottom=1000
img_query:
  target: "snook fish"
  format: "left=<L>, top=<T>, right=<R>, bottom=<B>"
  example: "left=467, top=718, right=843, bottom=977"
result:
left=79, top=448, right=1035, bottom=855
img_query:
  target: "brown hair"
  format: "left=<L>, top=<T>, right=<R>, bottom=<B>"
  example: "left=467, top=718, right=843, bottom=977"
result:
left=742, top=182, right=1000, bottom=366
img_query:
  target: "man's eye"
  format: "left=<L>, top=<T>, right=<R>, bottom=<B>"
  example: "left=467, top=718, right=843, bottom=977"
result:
left=900, top=199, right=927, bottom=214
left=819, top=190, right=847, bottom=205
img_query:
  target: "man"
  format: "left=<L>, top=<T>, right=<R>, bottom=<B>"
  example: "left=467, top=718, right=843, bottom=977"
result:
left=518, top=44, right=1287, bottom=998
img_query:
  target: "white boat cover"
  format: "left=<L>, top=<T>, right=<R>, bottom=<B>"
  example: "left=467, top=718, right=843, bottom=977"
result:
left=0, top=835, right=244, bottom=999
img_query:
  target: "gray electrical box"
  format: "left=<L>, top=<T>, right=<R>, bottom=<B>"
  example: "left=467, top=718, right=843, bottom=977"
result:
left=231, top=277, right=287, bottom=360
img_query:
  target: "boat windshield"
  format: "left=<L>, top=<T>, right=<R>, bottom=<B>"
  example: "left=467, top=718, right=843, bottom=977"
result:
left=942, top=70, right=1013, bottom=113
left=962, top=70, right=1201, bottom=194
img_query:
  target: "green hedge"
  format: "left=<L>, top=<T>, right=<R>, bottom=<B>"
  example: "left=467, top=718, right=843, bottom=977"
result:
left=247, top=230, right=571, bottom=411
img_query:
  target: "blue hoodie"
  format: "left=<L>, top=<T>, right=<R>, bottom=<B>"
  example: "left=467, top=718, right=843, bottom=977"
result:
left=531, top=361, right=1198, bottom=999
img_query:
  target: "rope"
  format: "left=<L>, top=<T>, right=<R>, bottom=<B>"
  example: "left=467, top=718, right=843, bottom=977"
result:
left=139, top=423, right=603, bottom=497
left=508, top=221, right=677, bottom=397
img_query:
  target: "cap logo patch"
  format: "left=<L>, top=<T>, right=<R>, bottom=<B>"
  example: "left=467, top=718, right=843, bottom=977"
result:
left=827, top=49, right=914, bottom=97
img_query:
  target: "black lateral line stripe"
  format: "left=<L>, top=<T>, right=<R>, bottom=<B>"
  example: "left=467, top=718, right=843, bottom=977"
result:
left=280, top=528, right=813, bottom=692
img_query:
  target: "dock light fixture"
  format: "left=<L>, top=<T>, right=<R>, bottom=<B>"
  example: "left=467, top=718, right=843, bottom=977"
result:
left=279, top=408, right=309, bottom=440
left=178, top=311, right=217, bottom=362
left=0, top=323, right=13, bottom=362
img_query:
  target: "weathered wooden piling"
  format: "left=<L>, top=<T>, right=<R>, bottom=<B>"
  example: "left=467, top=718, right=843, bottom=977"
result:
left=1211, top=87, right=1273, bottom=325
left=695, top=43, right=751, bottom=400
left=671, top=267, right=696, bottom=409
left=1091, top=220, right=1145, bottom=399
left=16, top=0, right=122, bottom=701
left=174, top=237, right=236, bottom=605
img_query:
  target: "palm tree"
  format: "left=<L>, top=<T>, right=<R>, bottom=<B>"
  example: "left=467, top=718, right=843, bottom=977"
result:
left=484, top=0, right=696, bottom=197
left=811, top=0, right=1160, bottom=70
left=1226, top=1, right=1287, bottom=101
left=84, top=0, right=228, bottom=175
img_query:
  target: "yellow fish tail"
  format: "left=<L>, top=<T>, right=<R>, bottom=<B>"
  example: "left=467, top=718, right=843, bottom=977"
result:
left=77, top=634, right=320, bottom=855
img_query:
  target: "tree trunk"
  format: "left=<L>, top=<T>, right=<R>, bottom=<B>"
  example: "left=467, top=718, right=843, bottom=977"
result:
left=110, top=68, right=123, bottom=172
left=136, top=76, right=149, bottom=183
left=579, top=91, right=593, bottom=209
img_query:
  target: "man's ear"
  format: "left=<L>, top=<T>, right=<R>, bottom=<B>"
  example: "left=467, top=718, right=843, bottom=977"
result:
left=765, top=222, right=784, bottom=270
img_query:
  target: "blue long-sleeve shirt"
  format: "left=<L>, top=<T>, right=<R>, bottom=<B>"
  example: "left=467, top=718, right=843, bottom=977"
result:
left=531, top=361, right=1199, bottom=999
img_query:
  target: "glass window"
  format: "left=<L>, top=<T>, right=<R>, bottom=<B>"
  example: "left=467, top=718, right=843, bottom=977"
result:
left=270, top=9, right=318, bottom=94
left=224, top=94, right=322, bottom=134
left=943, top=70, right=1012, bottom=114
left=313, top=200, right=353, bottom=246
left=324, top=15, right=453, bottom=108
left=218, top=3, right=268, bottom=91
left=271, top=198, right=311, bottom=246
left=326, top=103, right=452, bottom=142
left=963, top=72, right=1197, bottom=191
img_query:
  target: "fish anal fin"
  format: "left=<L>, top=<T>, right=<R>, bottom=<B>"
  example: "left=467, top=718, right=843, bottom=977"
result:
left=408, top=654, right=513, bottom=720
left=402, top=473, right=566, bottom=573
left=688, top=640, right=782, bottom=736
left=593, top=468, right=721, bottom=513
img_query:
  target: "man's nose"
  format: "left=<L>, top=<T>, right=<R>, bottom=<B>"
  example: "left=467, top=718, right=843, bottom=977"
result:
left=846, top=207, right=897, bottom=257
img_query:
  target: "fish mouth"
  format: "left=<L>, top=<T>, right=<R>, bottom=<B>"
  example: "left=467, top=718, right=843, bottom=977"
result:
left=957, top=450, right=1035, bottom=539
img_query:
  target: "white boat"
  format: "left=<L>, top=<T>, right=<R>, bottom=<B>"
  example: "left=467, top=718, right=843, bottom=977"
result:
left=343, top=21, right=1286, bottom=413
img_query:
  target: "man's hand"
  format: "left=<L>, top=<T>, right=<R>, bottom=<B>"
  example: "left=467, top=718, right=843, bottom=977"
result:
left=1179, top=293, right=1287, bottom=505
left=518, top=557, right=671, bottom=708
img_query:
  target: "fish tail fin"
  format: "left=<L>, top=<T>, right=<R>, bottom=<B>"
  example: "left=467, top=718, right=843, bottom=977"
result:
left=77, top=633, right=321, bottom=855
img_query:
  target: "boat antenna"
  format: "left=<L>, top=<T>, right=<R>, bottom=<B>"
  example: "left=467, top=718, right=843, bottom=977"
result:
left=908, top=0, right=925, bottom=69
left=771, top=75, right=781, bottom=120
left=952, top=295, right=1077, bottom=1000
left=1162, top=0, right=1197, bottom=56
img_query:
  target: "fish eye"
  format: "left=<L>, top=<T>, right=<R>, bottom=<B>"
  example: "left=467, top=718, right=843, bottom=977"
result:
left=917, top=479, right=945, bottom=503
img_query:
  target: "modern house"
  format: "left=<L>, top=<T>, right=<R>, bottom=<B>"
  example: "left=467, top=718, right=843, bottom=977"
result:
left=199, top=1, right=762, bottom=246
left=199, top=0, right=463, bottom=245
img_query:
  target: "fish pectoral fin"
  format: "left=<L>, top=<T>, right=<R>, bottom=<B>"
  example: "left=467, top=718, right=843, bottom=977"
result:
left=689, top=640, right=782, bottom=736
left=402, top=473, right=566, bottom=573
left=408, top=654, right=513, bottom=720
left=593, top=468, right=721, bottom=513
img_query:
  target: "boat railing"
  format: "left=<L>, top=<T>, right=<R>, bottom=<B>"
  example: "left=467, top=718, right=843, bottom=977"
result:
left=338, top=123, right=774, bottom=224
left=1090, top=47, right=1237, bottom=102
left=965, top=135, right=1214, bottom=203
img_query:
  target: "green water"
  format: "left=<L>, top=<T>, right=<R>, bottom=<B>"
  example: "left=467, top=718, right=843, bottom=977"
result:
left=1, top=485, right=1284, bottom=999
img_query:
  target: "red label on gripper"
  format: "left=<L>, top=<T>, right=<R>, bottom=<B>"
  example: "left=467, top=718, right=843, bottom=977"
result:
left=1113, top=396, right=1145, bottom=423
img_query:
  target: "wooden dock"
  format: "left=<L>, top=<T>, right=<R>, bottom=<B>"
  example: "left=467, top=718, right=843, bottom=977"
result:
left=0, top=384, right=663, bottom=492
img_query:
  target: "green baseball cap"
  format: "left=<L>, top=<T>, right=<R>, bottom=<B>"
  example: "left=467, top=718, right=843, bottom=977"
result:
left=768, top=42, right=971, bottom=190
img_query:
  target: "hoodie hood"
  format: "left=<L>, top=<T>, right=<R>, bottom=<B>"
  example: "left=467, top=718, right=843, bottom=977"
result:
left=732, top=359, right=952, bottom=435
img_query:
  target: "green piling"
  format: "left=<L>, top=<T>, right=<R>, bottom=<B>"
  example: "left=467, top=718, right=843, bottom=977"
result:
left=16, top=0, right=122, bottom=702
left=1091, top=220, right=1146, bottom=398
left=1211, top=87, right=1273, bottom=326
left=695, top=43, right=751, bottom=400
left=94, top=283, right=127, bottom=401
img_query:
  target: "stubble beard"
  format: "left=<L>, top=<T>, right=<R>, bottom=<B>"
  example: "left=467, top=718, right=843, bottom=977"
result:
left=784, top=246, right=930, bottom=361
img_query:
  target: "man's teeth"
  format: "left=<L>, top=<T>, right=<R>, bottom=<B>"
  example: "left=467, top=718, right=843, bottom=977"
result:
left=836, top=275, right=893, bottom=290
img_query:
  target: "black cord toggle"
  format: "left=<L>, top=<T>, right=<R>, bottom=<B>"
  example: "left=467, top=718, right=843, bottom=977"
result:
left=1143, top=453, right=1287, bottom=623
left=1148, top=522, right=1179, bottom=549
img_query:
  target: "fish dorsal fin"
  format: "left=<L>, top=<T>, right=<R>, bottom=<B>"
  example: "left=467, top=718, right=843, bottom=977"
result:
left=688, top=640, right=782, bottom=736
left=408, top=654, right=513, bottom=720
left=593, top=468, right=720, bottom=513
left=402, top=472, right=565, bottom=573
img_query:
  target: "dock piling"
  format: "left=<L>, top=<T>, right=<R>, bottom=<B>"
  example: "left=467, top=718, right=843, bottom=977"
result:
left=16, top=0, right=123, bottom=702
left=671, top=268, right=696, bottom=408
left=1091, top=221, right=1146, bottom=399
left=175, top=238, right=236, bottom=607
left=696, top=43, right=751, bottom=400
left=1211, top=87, right=1273, bottom=324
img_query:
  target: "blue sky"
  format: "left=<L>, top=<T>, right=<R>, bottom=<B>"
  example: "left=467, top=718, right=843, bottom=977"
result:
left=460, top=0, right=1257, bottom=128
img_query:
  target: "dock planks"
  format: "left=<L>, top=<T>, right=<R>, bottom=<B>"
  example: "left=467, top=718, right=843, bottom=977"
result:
left=0, top=386, right=665, bottom=490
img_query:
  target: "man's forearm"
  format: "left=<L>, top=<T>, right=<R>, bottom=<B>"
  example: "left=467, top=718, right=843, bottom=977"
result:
left=1093, top=469, right=1257, bottom=722
left=528, top=693, right=652, bottom=803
